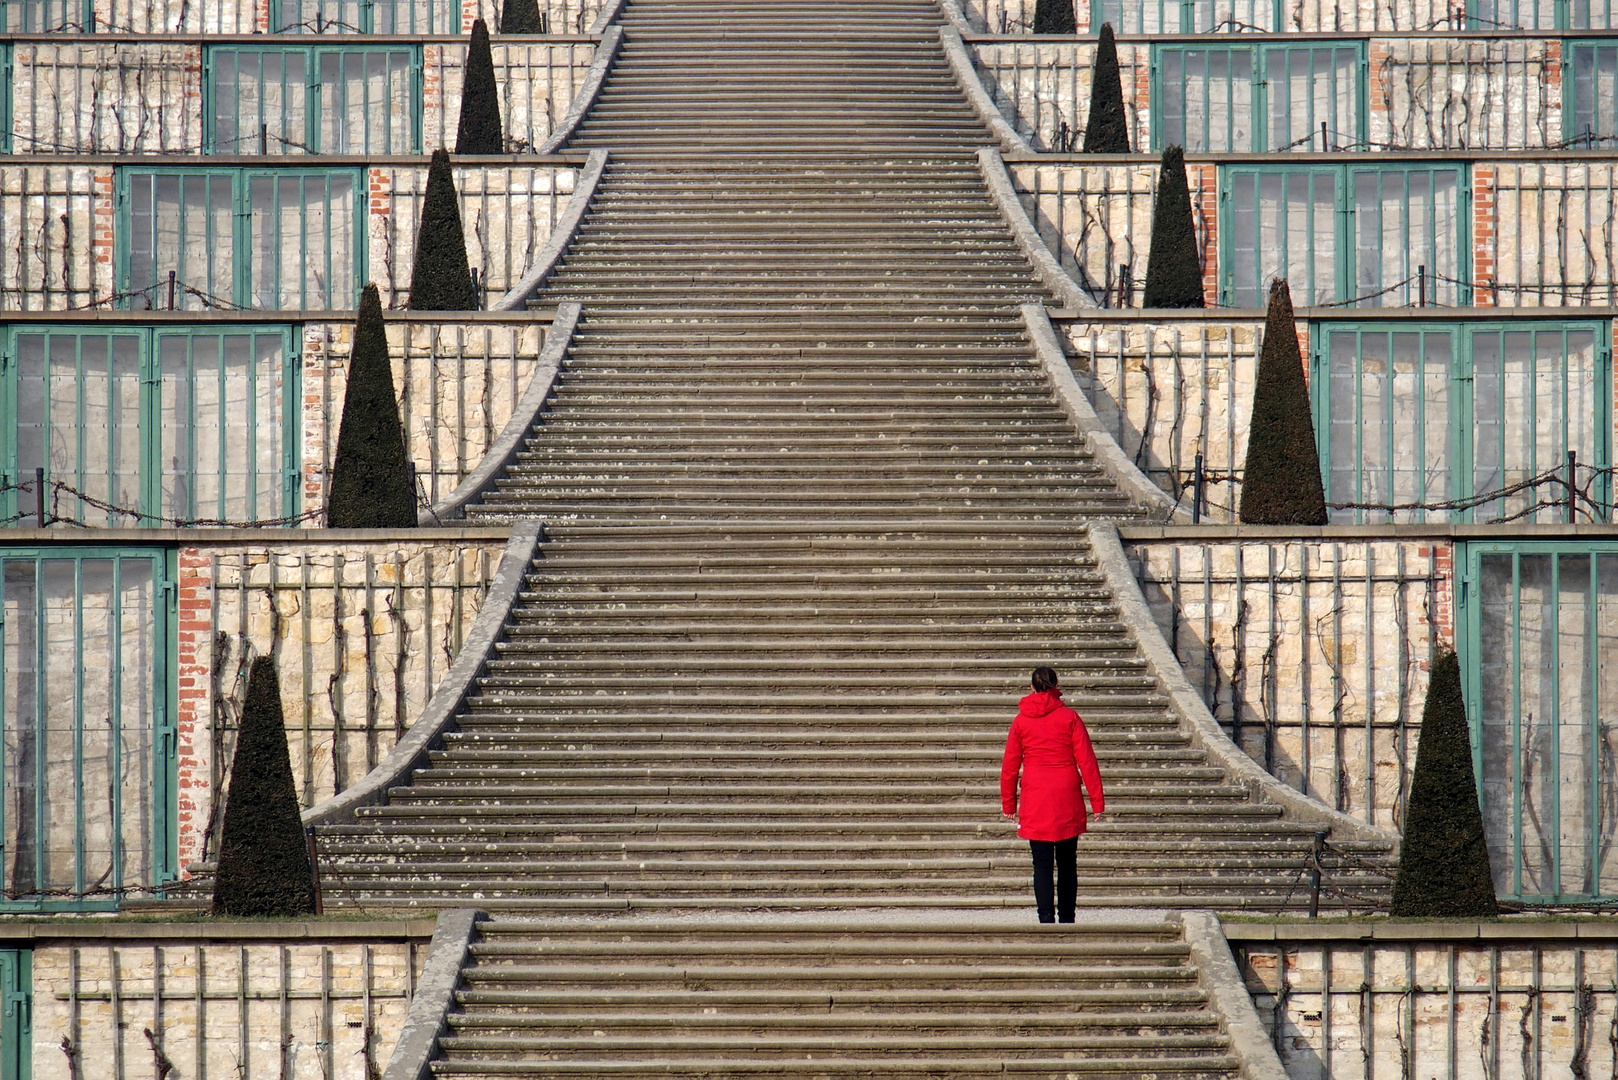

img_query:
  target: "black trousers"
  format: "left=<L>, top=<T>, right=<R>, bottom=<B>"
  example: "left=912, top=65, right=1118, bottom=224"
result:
left=1028, top=836, right=1078, bottom=923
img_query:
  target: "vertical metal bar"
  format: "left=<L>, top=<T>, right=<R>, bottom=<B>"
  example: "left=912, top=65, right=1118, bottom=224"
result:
left=1512, top=552, right=1524, bottom=898
left=110, top=949, right=123, bottom=1080
left=300, top=554, right=313, bottom=805
left=1332, top=548, right=1344, bottom=811
left=332, top=550, right=345, bottom=796
left=73, top=557, right=85, bottom=897
left=1568, top=449, right=1578, bottom=523
left=1447, top=944, right=1457, bottom=1080
left=1551, top=555, right=1563, bottom=896
left=152, top=946, right=163, bottom=1053
left=110, top=557, right=124, bottom=897
left=237, top=947, right=248, bottom=1080
left=279, top=946, right=290, bottom=1080
left=320, top=947, right=332, bottom=1080
left=1364, top=551, right=1375, bottom=822
left=195, top=946, right=205, bottom=1080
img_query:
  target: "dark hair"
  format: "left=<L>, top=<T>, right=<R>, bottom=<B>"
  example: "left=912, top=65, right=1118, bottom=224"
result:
left=1031, top=666, right=1060, bottom=693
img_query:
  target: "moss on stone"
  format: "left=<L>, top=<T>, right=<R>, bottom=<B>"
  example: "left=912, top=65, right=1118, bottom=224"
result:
left=327, top=283, right=418, bottom=529
left=408, top=149, right=478, bottom=311
left=1082, top=23, right=1130, bottom=153
left=456, top=18, right=504, bottom=155
left=1238, top=278, right=1328, bottom=525
left=1141, top=146, right=1204, bottom=309
left=1391, top=651, right=1500, bottom=918
left=212, top=656, right=317, bottom=917
left=1033, top=0, right=1075, bottom=33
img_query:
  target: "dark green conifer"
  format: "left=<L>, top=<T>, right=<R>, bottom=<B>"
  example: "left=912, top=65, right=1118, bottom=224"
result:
left=455, top=18, right=503, bottom=154
left=499, top=0, right=542, bottom=33
left=327, top=284, right=418, bottom=528
left=408, top=149, right=478, bottom=311
left=1391, top=651, right=1500, bottom=918
left=1033, top=0, right=1076, bottom=33
left=1142, top=146, right=1204, bottom=308
left=212, top=656, right=317, bottom=917
left=1082, top=23, right=1130, bottom=153
left=1238, top=278, right=1328, bottom=525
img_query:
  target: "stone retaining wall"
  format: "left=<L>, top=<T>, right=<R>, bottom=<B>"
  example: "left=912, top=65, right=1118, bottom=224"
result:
left=1127, top=535, right=1451, bottom=832
left=174, top=533, right=506, bottom=872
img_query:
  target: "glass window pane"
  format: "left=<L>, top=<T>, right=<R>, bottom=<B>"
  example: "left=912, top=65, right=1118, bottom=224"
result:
left=1265, top=46, right=1359, bottom=153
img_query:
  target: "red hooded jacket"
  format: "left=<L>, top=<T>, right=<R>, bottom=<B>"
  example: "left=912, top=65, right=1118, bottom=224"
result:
left=1000, top=688, right=1105, bottom=841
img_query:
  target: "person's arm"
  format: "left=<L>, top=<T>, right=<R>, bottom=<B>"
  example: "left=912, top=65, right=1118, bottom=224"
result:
left=1000, top=721, right=1024, bottom=818
left=1071, top=714, right=1104, bottom=816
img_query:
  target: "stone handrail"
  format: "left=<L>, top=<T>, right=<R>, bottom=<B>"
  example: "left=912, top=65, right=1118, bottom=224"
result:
left=423, top=302, right=580, bottom=522
left=380, top=909, right=486, bottom=1080
left=1177, top=913, right=1292, bottom=1080
left=978, top=149, right=1094, bottom=310
left=1087, top=519, right=1402, bottom=850
left=491, top=153, right=607, bottom=312
left=1021, top=303, right=1187, bottom=523
left=587, top=0, right=625, bottom=32
left=537, top=26, right=623, bottom=153
left=940, top=25, right=1033, bottom=155
left=302, top=522, right=541, bottom=827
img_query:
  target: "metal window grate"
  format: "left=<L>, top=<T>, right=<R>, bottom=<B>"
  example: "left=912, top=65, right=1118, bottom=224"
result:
left=208, top=46, right=420, bottom=156
left=0, top=549, right=175, bottom=911
left=272, top=0, right=458, bottom=33
left=1475, top=0, right=1618, bottom=27
left=1155, top=42, right=1363, bottom=153
left=0, top=0, right=88, bottom=30
left=1093, top=0, right=1280, bottom=32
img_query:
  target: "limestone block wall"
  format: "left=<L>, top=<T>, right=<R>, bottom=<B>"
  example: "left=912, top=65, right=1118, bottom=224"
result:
left=300, top=318, right=548, bottom=509
left=30, top=0, right=600, bottom=32
left=1230, top=924, right=1618, bottom=1080
left=1128, top=535, right=1452, bottom=832
left=1370, top=38, right=1561, bottom=152
left=972, top=40, right=1148, bottom=153
left=367, top=162, right=577, bottom=308
left=1061, top=316, right=1262, bottom=520
left=1487, top=161, right=1618, bottom=307
left=8, top=42, right=595, bottom=157
left=959, top=0, right=1041, bottom=34
left=11, top=42, right=203, bottom=154
left=1009, top=160, right=1216, bottom=308
left=173, top=534, right=505, bottom=872
left=0, top=164, right=113, bottom=311
left=25, top=925, right=430, bottom=1080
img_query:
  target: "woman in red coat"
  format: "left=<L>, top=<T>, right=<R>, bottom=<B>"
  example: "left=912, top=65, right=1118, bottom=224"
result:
left=1000, top=666, right=1105, bottom=923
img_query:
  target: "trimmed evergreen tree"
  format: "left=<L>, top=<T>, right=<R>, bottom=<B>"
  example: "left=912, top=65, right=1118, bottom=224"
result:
left=212, top=656, right=317, bottom=917
left=499, top=0, right=543, bottom=33
left=1033, top=0, right=1075, bottom=33
left=408, top=149, right=478, bottom=311
left=1391, top=651, right=1500, bottom=918
left=1082, top=23, right=1130, bottom=153
left=1142, top=146, right=1204, bottom=308
left=455, top=18, right=503, bottom=154
left=327, top=283, right=418, bottom=528
left=1238, top=278, right=1329, bottom=525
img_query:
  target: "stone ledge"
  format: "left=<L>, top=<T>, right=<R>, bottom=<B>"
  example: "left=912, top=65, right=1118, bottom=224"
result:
left=1121, top=523, right=1618, bottom=542
left=1223, top=918, right=1618, bottom=942
left=0, top=917, right=438, bottom=941
left=0, top=526, right=513, bottom=545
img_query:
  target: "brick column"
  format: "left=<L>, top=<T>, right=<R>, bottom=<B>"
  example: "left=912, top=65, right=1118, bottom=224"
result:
left=91, top=169, right=117, bottom=304
left=1191, top=162, right=1219, bottom=307
left=175, top=549, right=214, bottom=875
left=1425, top=542, right=1456, bottom=651
left=1472, top=164, right=1496, bottom=307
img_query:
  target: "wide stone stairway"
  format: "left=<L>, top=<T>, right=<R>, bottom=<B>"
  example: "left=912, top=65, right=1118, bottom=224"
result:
left=313, top=0, right=1395, bottom=1074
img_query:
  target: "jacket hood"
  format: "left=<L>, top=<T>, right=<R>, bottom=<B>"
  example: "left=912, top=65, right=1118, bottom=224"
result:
left=1018, top=688, right=1065, bottom=718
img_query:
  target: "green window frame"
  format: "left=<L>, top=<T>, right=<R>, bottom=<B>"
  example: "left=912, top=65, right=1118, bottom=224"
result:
left=270, top=0, right=458, bottom=33
left=0, top=951, right=27, bottom=1080
left=1312, top=320, right=1611, bottom=524
left=1153, top=41, right=1366, bottom=153
left=205, top=45, right=422, bottom=156
left=1472, top=0, right=1617, bottom=27
left=0, top=547, right=178, bottom=911
left=1565, top=40, right=1618, bottom=146
left=117, top=168, right=364, bottom=312
left=1220, top=162, right=1469, bottom=308
left=1092, top=0, right=1282, bottom=32
left=0, top=0, right=89, bottom=30
left=0, top=326, right=301, bottom=529
left=0, top=46, right=11, bottom=155
left=1458, top=541, right=1618, bottom=903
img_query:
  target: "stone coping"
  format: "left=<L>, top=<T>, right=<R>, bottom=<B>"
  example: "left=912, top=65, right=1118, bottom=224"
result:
left=1047, top=306, right=1618, bottom=322
left=1120, top=523, right=1618, bottom=542
left=1224, top=918, right=1618, bottom=941
left=0, top=152, right=591, bottom=166
left=0, top=526, right=512, bottom=545
left=0, top=310, right=562, bottom=325
left=1004, top=148, right=1618, bottom=165
left=965, top=27, right=1618, bottom=42
left=0, top=917, right=437, bottom=941
left=0, top=31, right=600, bottom=42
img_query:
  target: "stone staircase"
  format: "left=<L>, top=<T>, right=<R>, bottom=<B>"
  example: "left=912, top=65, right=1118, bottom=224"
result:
left=309, top=0, right=1393, bottom=1074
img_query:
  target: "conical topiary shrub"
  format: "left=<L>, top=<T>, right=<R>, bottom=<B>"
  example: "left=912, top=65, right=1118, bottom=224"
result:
left=1033, top=0, right=1075, bottom=33
left=1142, top=146, right=1204, bottom=308
left=212, top=656, right=317, bottom=917
left=1238, top=278, right=1328, bottom=525
left=500, top=0, right=542, bottom=33
left=327, top=283, right=418, bottom=528
left=409, top=149, right=477, bottom=311
left=456, top=18, right=503, bottom=154
left=1082, top=23, right=1130, bottom=153
left=1391, top=651, right=1500, bottom=917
